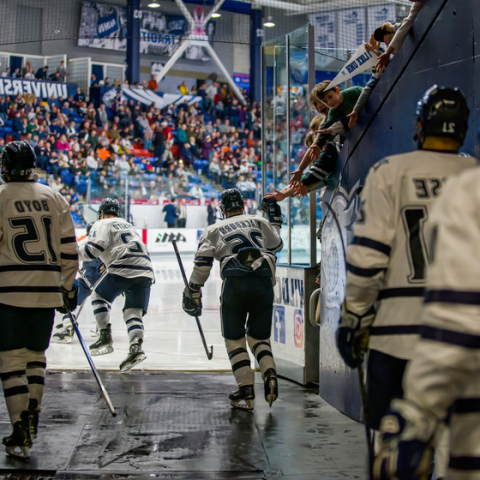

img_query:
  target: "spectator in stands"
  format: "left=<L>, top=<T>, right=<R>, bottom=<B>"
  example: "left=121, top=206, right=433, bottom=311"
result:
left=0, top=137, right=5, bottom=154
left=176, top=198, right=187, bottom=228
left=188, top=182, right=204, bottom=199
left=147, top=75, right=158, bottom=91
left=57, top=61, right=68, bottom=82
left=207, top=198, right=217, bottom=225
left=117, top=154, right=131, bottom=177
left=90, top=74, right=97, bottom=86
left=1, top=67, right=10, bottom=78
left=74, top=88, right=85, bottom=105
left=96, top=103, right=109, bottom=128
left=35, top=65, right=49, bottom=80
left=12, top=110, right=24, bottom=140
left=161, top=121, right=173, bottom=160
left=163, top=197, right=178, bottom=228
left=50, top=176, right=64, bottom=193
left=376, top=0, right=426, bottom=72
left=179, top=81, right=189, bottom=96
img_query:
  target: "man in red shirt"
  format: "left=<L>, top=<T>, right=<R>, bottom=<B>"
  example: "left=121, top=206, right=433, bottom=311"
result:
left=161, top=121, right=173, bottom=161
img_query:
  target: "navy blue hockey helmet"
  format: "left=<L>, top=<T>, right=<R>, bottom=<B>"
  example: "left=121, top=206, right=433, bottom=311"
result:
left=1, top=141, right=36, bottom=180
left=415, top=85, right=470, bottom=145
left=99, top=197, right=119, bottom=217
left=220, top=188, right=244, bottom=214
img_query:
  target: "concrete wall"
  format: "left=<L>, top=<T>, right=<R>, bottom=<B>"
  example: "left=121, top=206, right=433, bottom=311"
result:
left=319, top=0, right=479, bottom=420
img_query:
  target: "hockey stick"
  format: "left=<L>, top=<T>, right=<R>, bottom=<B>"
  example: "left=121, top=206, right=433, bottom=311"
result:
left=76, top=268, right=108, bottom=320
left=172, top=239, right=213, bottom=360
left=62, top=301, right=117, bottom=417
left=322, top=200, right=374, bottom=476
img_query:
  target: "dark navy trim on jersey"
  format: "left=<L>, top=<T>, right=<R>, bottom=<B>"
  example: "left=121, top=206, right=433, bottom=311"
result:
left=0, top=370, right=26, bottom=381
left=27, top=375, right=45, bottom=385
left=127, top=325, right=144, bottom=333
left=449, top=456, right=480, bottom=470
left=425, top=289, right=480, bottom=306
left=453, top=398, right=480, bottom=414
left=0, top=265, right=61, bottom=272
left=370, top=325, right=421, bottom=336
left=232, top=359, right=251, bottom=372
left=4, top=385, right=29, bottom=398
left=0, top=286, right=62, bottom=293
left=352, top=236, right=391, bottom=256
left=421, top=326, right=480, bottom=349
left=27, top=361, right=46, bottom=369
left=61, top=236, right=77, bottom=244
left=109, top=264, right=153, bottom=272
left=61, top=253, right=79, bottom=261
left=194, top=256, right=214, bottom=267
left=87, top=241, right=105, bottom=252
left=84, top=245, right=96, bottom=260
left=228, top=348, right=247, bottom=359
left=120, top=254, right=151, bottom=262
left=378, top=287, right=424, bottom=300
left=347, top=263, right=386, bottom=277
left=93, top=307, right=109, bottom=315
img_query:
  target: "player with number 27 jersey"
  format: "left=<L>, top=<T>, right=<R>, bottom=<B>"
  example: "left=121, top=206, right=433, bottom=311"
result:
left=346, top=149, right=477, bottom=360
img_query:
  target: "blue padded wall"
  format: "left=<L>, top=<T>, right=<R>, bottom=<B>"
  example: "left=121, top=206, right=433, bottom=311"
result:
left=319, top=0, right=479, bottom=420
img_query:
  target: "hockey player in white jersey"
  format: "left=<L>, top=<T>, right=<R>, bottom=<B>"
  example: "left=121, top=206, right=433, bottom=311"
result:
left=336, top=86, right=477, bottom=469
left=0, top=141, right=78, bottom=458
left=182, top=188, right=284, bottom=410
left=78, top=198, right=154, bottom=372
left=374, top=148, right=480, bottom=479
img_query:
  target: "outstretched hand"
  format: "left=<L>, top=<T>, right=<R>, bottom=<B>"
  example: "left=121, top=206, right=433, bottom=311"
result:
left=376, top=52, right=391, bottom=72
left=347, top=110, right=359, bottom=129
left=264, top=187, right=288, bottom=202
left=289, top=169, right=303, bottom=187
left=294, top=183, right=309, bottom=198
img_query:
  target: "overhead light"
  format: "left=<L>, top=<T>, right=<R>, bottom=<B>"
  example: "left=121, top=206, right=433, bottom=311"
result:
left=263, top=16, right=275, bottom=27
left=148, top=2, right=160, bottom=8
left=211, top=12, right=221, bottom=18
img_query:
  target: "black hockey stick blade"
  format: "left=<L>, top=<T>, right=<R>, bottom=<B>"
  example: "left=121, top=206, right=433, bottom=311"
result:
left=357, top=363, right=374, bottom=479
left=172, top=239, right=214, bottom=360
left=64, top=305, right=117, bottom=417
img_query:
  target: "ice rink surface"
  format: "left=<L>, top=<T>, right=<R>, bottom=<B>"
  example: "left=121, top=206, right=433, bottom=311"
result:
left=47, top=253, right=233, bottom=372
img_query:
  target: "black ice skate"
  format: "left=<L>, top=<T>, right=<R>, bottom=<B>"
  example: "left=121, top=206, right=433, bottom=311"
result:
left=119, top=340, right=146, bottom=372
left=28, top=399, right=39, bottom=441
left=229, top=385, right=255, bottom=410
left=264, top=369, right=278, bottom=408
left=52, top=325, right=74, bottom=344
left=89, top=324, right=114, bottom=356
left=3, top=411, right=32, bottom=459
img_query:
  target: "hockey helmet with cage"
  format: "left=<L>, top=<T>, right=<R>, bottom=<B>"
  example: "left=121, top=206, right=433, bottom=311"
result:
left=415, top=85, right=470, bottom=146
left=1, top=141, right=36, bottom=181
left=219, top=188, right=245, bottom=215
left=99, top=197, right=120, bottom=217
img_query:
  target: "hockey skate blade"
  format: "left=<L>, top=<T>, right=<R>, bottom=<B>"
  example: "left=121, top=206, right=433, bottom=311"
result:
left=90, top=345, right=114, bottom=356
left=120, top=353, right=146, bottom=373
left=52, top=335, right=73, bottom=344
left=5, top=445, right=30, bottom=459
left=266, top=379, right=278, bottom=408
left=230, top=399, right=254, bottom=411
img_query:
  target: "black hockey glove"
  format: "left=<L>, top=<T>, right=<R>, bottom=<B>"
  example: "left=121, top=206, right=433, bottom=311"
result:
left=182, top=283, right=202, bottom=317
left=57, top=280, right=79, bottom=314
left=261, top=198, right=283, bottom=228
left=336, top=302, right=375, bottom=368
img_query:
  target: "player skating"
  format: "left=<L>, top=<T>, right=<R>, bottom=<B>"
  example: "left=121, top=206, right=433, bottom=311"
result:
left=78, top=198, right=154, bottom=372
left=53, top=222, right=105, bottom=343
left=374, top=133, right=480, bottom=479
left=0, top=141, right=78, bottom=458
left=336, top=85, right=476, bottom=476
left=182, top=188, right=284, bottom=410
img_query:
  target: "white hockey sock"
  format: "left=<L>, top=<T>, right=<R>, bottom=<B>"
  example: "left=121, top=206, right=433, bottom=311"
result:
left=123, top=308, right=144, bottom=345
left=247, top=336, right=276, bottom=378
left=91, top=294, right=111, bottom=330
left=225, top=338, right=254, bottom=386
left=0, top=349, right=29, bottom=425
left=26, top=350, right=46, bottom=408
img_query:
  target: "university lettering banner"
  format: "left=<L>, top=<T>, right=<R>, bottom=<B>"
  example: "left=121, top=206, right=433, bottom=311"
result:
left=326, top=43, right=377, bottom=90
left=0, top=79, right=78, bottom=99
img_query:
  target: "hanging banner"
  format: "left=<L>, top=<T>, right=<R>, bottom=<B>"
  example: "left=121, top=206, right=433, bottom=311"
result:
left=0, top=79, right=77, bottom=99
left=78, top=1, right=215, bottom=61
left=337, top=8, right=366, bottom=50
left=326, top=43, right=377, bottom=90
left=367, top=5, right=397, bottom=33
left=309, top=13, right=336, bottom=50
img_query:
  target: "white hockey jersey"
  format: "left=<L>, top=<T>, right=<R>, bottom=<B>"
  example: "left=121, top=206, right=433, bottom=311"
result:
left=79, top=217, right=154, bottom=281
left=345, top=150, right=477, bottom=360
left=189, top=213, right=283, bottom=286
left=0, top=180, right=79, bottom=308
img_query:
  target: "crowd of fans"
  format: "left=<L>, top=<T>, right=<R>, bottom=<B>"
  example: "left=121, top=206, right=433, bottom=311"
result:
left=0, top=75, right=264, bottom=226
